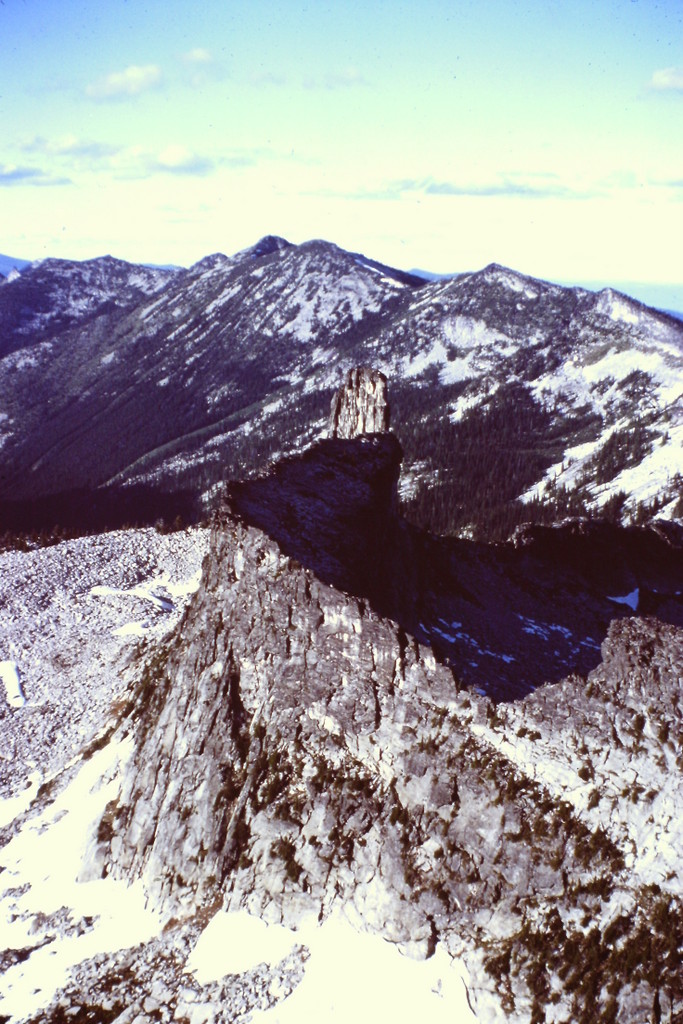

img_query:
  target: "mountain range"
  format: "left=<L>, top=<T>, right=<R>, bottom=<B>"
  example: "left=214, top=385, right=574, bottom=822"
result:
left=0, top=237, right=681, bottom=541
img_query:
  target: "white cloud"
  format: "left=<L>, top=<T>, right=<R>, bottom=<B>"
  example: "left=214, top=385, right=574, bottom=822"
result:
left=180, top=47, right=226, bottom=87
left=150, top=144, right=215, bottom=176
left=649, top=67, right=683, bottom=92
left=0, top=163, right=71, bottom=187
left=86, top=64, right=163, bottom=101
left=19, top=138, right=219, bottom=181
left=182, top=47, right=213, bottom=65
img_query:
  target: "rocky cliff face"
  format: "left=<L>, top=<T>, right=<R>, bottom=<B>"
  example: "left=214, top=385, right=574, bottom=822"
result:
left=328, top=367, right=390, bottom=439
left=83, top=431, right=683, bottom=1024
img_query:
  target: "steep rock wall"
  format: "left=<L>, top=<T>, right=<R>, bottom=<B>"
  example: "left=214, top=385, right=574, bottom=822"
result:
left=328, top=367, right=390, bottom=439
left=96, top=435, right=683, bottom=1022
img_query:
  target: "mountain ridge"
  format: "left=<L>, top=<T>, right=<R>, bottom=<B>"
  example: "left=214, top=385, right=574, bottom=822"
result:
left=1, top=417, right=679, bottom=1024
left=0, top=374, right=681, bottom=1023
left=0, top=236, right=681, bottom=541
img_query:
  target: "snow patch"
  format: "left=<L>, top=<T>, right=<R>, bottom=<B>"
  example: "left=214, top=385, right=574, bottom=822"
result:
left=582, top=346, right=664, bottom=385
left=517, top=616, right=573, bottom=642
left=403, top=338, right=450, bottom=378
left=2, top=341, right=53, bottom=371
left=449, top=392, right=482, bottom=422
left=0, top=660, right=25, bottom=709
left=112, top=621, right=147, bottom=638
left=248, top=914, right=478, bottom=1024
left=596, top=289, right=642, bottom=326
left=422, top=620, right=516, bottom=664
left=91, top=569, right=201, bottom=627
left=595, top=422, right=683, bottom=512
left=187, top=911, right=298, bottom=982
left=441, top=315, right=505, bottom=350
left=607, top=589, right=640, bottom=612
left=0, top=737, right=164, bottom=1021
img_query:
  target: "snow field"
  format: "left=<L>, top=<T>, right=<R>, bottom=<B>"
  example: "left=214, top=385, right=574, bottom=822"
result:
left=0, top=660, right=25, bottom=709
left=186, top=911, right=479, bottom=1024
left=0, top=737, right=164, bottom=1022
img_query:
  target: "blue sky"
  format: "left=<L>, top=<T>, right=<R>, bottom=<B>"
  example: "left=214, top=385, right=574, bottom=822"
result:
left=1, top=0, right=681, bottom=303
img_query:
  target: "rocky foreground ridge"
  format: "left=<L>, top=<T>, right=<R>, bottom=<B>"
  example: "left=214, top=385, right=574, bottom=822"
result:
left=0, top=378, right=681, bottom=1023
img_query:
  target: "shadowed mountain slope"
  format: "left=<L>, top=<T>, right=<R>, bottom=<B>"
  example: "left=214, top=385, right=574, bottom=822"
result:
left=226, top=432, right=683, bottom=700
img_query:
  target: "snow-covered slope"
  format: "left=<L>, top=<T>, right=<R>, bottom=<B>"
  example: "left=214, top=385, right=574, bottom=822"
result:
left=0, top=526, right=209, bottom=801
left=369, top=265, right=683, bottom=523
left=0, top=254, right=177, bottom=359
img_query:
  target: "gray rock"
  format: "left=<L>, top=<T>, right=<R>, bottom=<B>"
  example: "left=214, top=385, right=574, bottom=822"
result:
left=328, top=367, right=390, bottom=438
left=13, top=428, right=681, bottom=1024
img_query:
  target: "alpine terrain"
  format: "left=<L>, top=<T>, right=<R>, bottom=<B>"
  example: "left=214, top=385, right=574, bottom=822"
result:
left=0, top=236, right=681, bottom=540
left=0, top=243, right=681, bottom=1023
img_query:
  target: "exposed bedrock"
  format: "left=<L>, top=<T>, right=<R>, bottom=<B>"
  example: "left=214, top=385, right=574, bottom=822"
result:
left=328, top=366, right=390, bottom=440
left=95, top=430, right=682, bottom=1022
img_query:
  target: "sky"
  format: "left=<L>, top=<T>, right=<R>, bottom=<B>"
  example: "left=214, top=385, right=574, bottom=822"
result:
left=1, top=0, right=682, bottom=305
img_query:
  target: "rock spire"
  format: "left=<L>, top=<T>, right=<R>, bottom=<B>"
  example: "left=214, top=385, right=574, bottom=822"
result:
left=328, top=367, right=390, bottom=439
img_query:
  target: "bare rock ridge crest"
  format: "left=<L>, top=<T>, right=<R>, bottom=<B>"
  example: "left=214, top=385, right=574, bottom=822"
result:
left=2, top=369, right=679, bottom=1023
left=73, top=369, right=683, bottom=1024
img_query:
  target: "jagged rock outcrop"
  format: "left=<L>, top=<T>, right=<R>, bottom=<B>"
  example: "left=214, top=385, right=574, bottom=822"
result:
left=328, top=367, right=390, bottom=439
left=92, top=433, right=682, bottom=1024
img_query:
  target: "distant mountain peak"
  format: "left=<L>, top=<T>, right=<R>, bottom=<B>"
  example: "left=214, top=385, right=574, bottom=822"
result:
left=298, top=237, right=345, bottom=257
left=188, top=252, right=231, bottom=273
left=481, top=261, right=510, bottom=274
left=478, top=261, right=544, bottom=288
left=594, top=286, right=648, bottom=324
left=237, top=235, right=293, bottom=261
left=253, top=234, right=292, bottom=255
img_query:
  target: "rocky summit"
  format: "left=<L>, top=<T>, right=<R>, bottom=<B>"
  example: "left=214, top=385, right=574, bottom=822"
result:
left=1, top=372, right=680, bottom=1023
